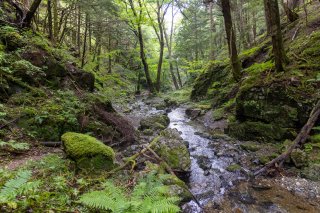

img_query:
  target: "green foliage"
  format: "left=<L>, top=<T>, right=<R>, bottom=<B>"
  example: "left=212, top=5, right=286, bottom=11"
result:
left=0, top=26, right=25, bottom=50
left=244, top=61, right=274, bottom=74
left=0, top=170, right=41, bottom=209
left=12, top=90, right=85, bottom=140
left=80, top=173, right=180, bottom=213
left=11, top=60, right=45, bottom=82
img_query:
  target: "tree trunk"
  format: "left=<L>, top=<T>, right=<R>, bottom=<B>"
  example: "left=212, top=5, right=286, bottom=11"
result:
left=163, top=0, right=179, bottom=90
left=264, top=0, right=288, bottom=72
left=81, top=13, right=88, bottom=68
left=47, top=0, right=53, bottom=40
left=22, top=0, right=43, bottom=27
left=209, top=1, right=216, bottom=59
left=129, top=0, right=155, bottom=93
left=53, top=0, right=58, bottom=41
left=176, top=60, right=183, bottom=88
left=108, top=33, right=112, bottom=73
left=77, top=6, right=81, bottom=57
left=221, top=0, right=242, bottom=82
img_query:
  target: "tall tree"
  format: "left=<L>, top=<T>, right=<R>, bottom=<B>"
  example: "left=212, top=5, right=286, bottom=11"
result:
left=264, top=0, right=288, bottom=72
left=221, top=0, right=242, bottom=82
left=127, top=0, right=155, bottom=93
left=164, top=0, right=179, bottom=89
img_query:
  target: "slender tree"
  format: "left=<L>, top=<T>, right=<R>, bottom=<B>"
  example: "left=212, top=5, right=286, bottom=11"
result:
left=264, top=0, right=288, bottom=72
left=221, top=0, right=242, bottom=82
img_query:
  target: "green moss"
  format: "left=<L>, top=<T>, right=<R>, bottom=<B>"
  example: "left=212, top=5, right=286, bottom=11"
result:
left=240, top=142, right=260, bottom=152
left=0, top=26, right=25, bottom=51
left=212, top=107, right=225, bottom=120
left=228, top=121, right=288, bottom=142
left=139, top=115, right=170, bottom=131
left=311, top=134, right=320, bottom=143
left=61, top=132, right=115, bottom=171
left=61, top=132, right=115, bottom=160
left=154, top=130, right=191, bottom=172
left=226, top=164, right=241, bottom=172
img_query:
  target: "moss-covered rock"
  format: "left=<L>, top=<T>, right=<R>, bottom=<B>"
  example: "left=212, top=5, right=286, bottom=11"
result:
left=228, top=121, right=287, bottom=142
left=226, top=164, right=241, bottom=172
left=290, top=149, right=308, bottom=168
left=61, top=132, right=115, bottom=171
left=139, top=114, right=170, bottom=131
left=190, top=61, right=228, bottom=100
left=240, top=142, right=261, bottom=152
left=0, top=26, right=25, bottom=51
left=154, top=129, right=191, bottom=172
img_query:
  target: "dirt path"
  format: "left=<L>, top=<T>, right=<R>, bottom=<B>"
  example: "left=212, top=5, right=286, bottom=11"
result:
left=0, top=146, right=63, bottom=170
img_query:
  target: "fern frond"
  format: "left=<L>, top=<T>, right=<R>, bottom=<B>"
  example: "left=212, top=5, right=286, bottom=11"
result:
left=0, top=170, right=32, bottom=202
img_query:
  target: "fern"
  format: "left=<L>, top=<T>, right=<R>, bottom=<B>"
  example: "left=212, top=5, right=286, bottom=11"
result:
left=0, top=170, right=31, bottom=202
left=80, top=174, right=181, bottom=213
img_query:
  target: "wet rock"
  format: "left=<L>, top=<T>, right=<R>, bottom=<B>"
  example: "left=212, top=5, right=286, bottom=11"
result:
left=194, top=131, right=212, bottom=139
left=290, top=149, right=308, bottom=168
left=185, top=108, right=201, bottom=119
left=139, top=114, right=170, bottom=131
left=154, top=129, right=191, bottom=172
left=195, top=155, right=212, bottom=171
left=230, top=192, right=256, bottom=205
left=302, top=164, right=320, bottom=181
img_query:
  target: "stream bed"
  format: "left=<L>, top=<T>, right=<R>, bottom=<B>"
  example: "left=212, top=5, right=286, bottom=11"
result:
left=125, top=100, right=320, bottom=212
left=167, top=107, right=320, bottom=213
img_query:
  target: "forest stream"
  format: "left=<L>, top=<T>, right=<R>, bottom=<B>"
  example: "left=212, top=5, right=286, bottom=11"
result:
left=127, top=99, right=320, bottom=213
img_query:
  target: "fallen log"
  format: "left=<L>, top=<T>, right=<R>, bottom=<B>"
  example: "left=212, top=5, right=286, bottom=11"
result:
left=254, top=99, right=320, bottom=176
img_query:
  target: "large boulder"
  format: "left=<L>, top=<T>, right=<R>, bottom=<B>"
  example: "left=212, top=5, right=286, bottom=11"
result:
left=61, top=132, right=115, bottom=171
left=232, top=81, right=316, bottom=142
left=139, top=114, right=170, bottom=131
left=154, top=129, right=191, bottom=172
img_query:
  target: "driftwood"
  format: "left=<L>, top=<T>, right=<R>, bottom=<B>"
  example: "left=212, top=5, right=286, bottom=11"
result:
left=255, top=99, right=320, bottom=176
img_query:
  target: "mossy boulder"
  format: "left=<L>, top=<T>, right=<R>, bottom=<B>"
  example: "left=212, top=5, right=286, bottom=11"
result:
left=139, top=114, right=170, bottom=131
left=228, top=121, right=288, bottom=142
left=154, top=129, right=191, bottom=172
left=61, top=132, right=115, bottom=171
left=234, top=80, right=317, bottom=142
left=190, top=61, right=228, bottom=100
left=290, top=149, right=308, bottom=168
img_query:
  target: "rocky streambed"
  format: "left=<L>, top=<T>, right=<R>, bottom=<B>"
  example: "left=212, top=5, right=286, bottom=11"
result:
left=124, top=98, right=320, bottom=212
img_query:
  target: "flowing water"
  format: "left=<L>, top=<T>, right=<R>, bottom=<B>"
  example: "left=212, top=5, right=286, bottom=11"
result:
left=127, top=100, right=320, bottom=212
left=167, top=107, right=320, bottom=213
left=168, top=108, right=246, bottom=212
